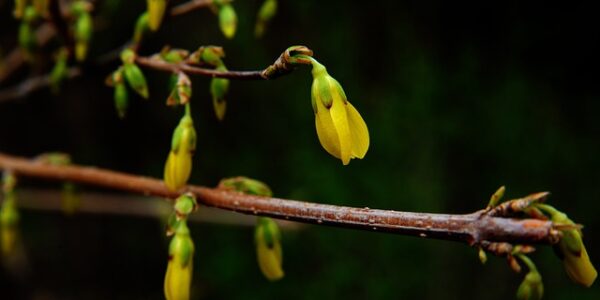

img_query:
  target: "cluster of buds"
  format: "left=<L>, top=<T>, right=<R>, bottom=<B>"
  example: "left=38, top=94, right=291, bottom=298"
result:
left=218, top=177, right=285, bottom=281
left=106, top=49, right=149, bottom=118
left=146, top=0, right=167, bottom=31
left=212, top=0, right=237, bottom=39
left=70, top=1, right=93, bottom=62
left=164, top=194, right=198, bottom=300
left=0, top=172, right=19, bottom=257
left=164, top=104, right=197, bottom=191
left=255, top=0, right=278, bottom=37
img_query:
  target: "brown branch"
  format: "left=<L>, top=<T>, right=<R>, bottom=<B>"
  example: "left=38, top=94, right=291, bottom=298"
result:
left=0, top=152, right=561, bottom=246
left=170, top=0, right=215, bottom=17
left=135, top=56, right=267, bottom=80
left=0, top=67, right=81, bottom=102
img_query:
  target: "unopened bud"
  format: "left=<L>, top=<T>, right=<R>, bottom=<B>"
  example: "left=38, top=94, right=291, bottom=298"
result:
left=164, top=108, right=196, bottom=191
left=147, top=0, right=167, bottom=31
left=164, top=220, right=194, bottom=300
left=210, top=66, right=229, bottom=121
left=218, top=4, right=237, bottom=39
left=218, top=177, right=273, bottom=197
left=255, top=0, right=277, bottom=37
left=133, top=12, right=150, bottom=45
left=167, top=72, right=192, bottom=106
left=255, top=217, right=284, bottom=281
left=74, top=12, right=93, bottom=61
left=174, top=193, right=198, bottom=219
left=120, top=50, right=149, bottom=99
left=516, top=255, right=544, bottom=300
left=50, top=48, right=69, bottom=92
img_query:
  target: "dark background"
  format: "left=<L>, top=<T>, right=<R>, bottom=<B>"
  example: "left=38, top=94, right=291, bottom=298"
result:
left=1, top=0, right=599, bottom=299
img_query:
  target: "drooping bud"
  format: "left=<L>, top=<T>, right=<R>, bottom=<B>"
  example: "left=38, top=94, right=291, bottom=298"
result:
left=167, top=72, right=192, bottom=106
left=255, top=0, right=277, bottom=37
left=121, top=49, right=149, bottom=99
left=133, top=12, right=150, bottom=45
left=50, top=47, right=69, bottom=92
left=310, top=59, right=369, bottom=165
left=1, top=172, right=19, bottom=257
left=164, top=219, right=194, bottom=300
left=164, top=105, right=196, bottom=191
left=537, top=204, right=597, bottom=287
left=106, top=67, right=129, bottom=118
left=255, top=217, right=284, bottom=281
left=61, top=182, right=80, bottom=215
left=210, top=66, right=229, bottom=121
left=71, top=1, right=93, bottom=62
left=218, top=177, right=273, bottom=197
left=147, top=0, right=167, bottom=31
left=216, top=3, right=237, bottom=39
left=516, top=255, right=544, bottom=300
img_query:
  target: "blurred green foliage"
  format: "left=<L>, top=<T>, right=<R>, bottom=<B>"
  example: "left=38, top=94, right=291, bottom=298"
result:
left=1, top=0, right=599, bottom=299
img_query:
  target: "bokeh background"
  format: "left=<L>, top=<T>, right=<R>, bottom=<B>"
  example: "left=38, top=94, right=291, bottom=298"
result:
left=1, top=0, right=599, bottom=299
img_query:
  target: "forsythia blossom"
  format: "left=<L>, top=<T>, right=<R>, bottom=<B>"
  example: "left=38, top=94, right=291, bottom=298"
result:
left=164, top=105, right=196, bottom=191
left=164, top=220, right=194, bottom=300
left=310, top=59, right=369, bottom=165
left=255, top=217, right=284, bottom=281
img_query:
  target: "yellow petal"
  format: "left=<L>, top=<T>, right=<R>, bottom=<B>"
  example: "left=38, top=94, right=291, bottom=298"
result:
left=564, top=245, right=597, bottom=287
left=164, top=152, right=177, bottom=191
left=257, top=235, right=284, bottom=281
left=346, top=102, right=369, bottom=159
left=314, top=90, right=341, bottom=159
left=164, top=259, right=193, bottom=300
left=328, top=78, right=351, bottom=165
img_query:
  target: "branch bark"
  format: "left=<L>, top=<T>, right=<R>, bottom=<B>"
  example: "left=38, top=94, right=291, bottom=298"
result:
left=0, top=152, right=560, bottom=246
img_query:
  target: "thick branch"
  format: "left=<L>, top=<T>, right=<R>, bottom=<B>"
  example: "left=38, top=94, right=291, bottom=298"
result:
left=0, top=152, right=560, bottom=246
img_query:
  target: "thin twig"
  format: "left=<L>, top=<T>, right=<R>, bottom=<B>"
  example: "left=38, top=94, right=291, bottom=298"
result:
left=0, top=68, right=81, bottom=102
left=0, top=152, right=561, bottom=246
left=170, top=0, right=215, bottom=16
left=135, top=56, right=267, bottom=80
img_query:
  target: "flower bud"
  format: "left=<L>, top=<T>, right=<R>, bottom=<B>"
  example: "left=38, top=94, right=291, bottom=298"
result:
left=50, top=48, right=69, bottom=92
left=74, top=12, right=92, bottom=61
left=255, top=217, right=284, bottom=281
left=538, top=204, right=597, bottom=287
left=188, top=46, right=225, bottom=67
left=210, top=67, right=229, bottom=121
left=167, top=72, right=192, bottom=106
left=120, top=50, right=149, bottom=99
left=164, top=220, right=194, bottom=300
left=133, top=12, right=150, bottom=45
left=147, top=0, right=167, bottom=31
left=164, top=108, right=196, bottom=191
left=255, top=0, right=277, bottom=37
left=174, top=193, right=198, bottom=219
left=218, top=177, right=273, bottom=197
left=310, top=59, right=369, bottom=165
left=218, top=4, right=237, bottom=39
left=516, top=256, right=544, bottom=300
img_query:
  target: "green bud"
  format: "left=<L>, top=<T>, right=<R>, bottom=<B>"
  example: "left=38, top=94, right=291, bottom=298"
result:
left=255, top=217, right=284, bottom=281
left=114, top=82, right=129, bottom=118
left=120, top=48, right=136, bottom=64
left=174, top=193, right=198, bottom=218
left=123, top=62, right=149, bottom=99
left=487, top=185, right=506, bottom=208
left=160, top=47, right=190, bottom=64
left=50, top=48, right=69, bottom=92
left=167, top=72, right=192, bottom=106
left=133, top=12, right=150, bottom=45
left=189, top=46, right=225, bottom=67
left=218, top=177, right=273, bottom=197
left=516, top=256, right=544, bottom=300
left=74, top=12, right=93, bottom=61
left=70, top=0, right=91, bottom=16
left=164, top=107, right=196, bottom=191
left=210, top=66, right=229, bottom=121
left=147, top=0, right=167, bottom=31
left=14, top=0, right=27, bottom=19
left=18, top=17, right=36, bottom=61
left=164, top=220, right=194, bottom=300
left=255, top=0, right=277, bottom=37
left=218, top=4, right=237, bottom=39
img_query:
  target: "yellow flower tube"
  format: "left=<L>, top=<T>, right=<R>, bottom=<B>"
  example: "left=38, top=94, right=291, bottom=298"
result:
left=164, top=104, right=196, bottom=191
left=255, top=217, right=284, bottom=281
left=164, top=220, right=194, bottom=300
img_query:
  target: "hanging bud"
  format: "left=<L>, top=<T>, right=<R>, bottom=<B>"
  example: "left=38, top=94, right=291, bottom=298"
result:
left=537, top=204, right=597, bottom=287
left=255, top=0, right=277, bottom=37
left=164, top=219, right=194, bottom=300
left=121, top=49, right=149, bottom=99
left=167, top=72, right=192, bottom=106
left=174, top=193, right=198, bottom=219
left=71, top=1, right=93, bottom=62
left=217, top=4, right=237, bottom=39
left=1, top=172, right=19, bottom=257
left=14, top=0, right=27, bottom=19
left=310, top=59, right=369, bottom=165
left=210, top=66, right=229, bottom=121
left=218, top=177, right=273, bottom=197
left=50, top=48, right=69, bottom=92
left=147, top=0, right=167, bottom=31
left=61, top=182, right=80, bottom=215
left=255, top=217, right=284, bottom=281
left=107, top=68, right=129, bottom=118
left=516, top=255, right=544, bottom=300
left=164, top=105, right=196, bottom=191
left=133, top=12, right=150, bottom=45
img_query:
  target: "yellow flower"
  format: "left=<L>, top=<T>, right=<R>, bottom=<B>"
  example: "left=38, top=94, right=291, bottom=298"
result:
left=164, top=107, right=196, bottom=191
left=164, top=221, right=194, bottom=300
left=311, top=60, right=369, bottom=165
left=255, top=217, right=284, bottom=281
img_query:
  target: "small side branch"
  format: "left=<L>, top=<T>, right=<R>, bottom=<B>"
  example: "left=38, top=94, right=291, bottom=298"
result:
left=135, top=56, right=267, bottom=80
left=0, top=152, right=560, bottom=246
